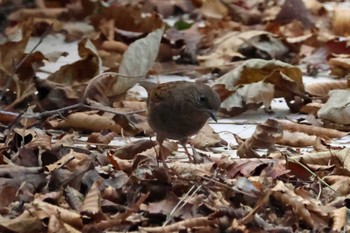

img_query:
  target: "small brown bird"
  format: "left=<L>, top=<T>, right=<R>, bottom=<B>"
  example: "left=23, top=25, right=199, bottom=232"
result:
left=141, top=81, right=221, bottom=165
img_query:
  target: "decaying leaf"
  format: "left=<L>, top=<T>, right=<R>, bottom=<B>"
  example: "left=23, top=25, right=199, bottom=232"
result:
left=330, top=207, right=348, bottom=231
left=329, top=56, right=350, bottom=77
left=213, top=59, right=306, bottom=115
left=47, top=38, right=101, bottom=84
left=237, top=119, right=283, bottom=158
left=48, top=111, right=143, bottom=135
left=271, top=181, right=330, bottom=230
left=83, top=27, right=164, bottom=104
left=277, top=119, right=347, bottom=139
left=190, top=123, right=225, bottom=149
left=198, top=31, right=288, bottom=67
left=332, top=8, right=350, bottom=36
left=305, top=80, right=348, bottom=96
left=81, top=180, right=102, bottom=221
left=318, top=89, right=350, bottom=125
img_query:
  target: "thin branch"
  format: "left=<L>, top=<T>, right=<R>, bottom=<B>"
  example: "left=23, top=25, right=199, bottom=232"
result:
left=285, top=150, right=338, bottom=194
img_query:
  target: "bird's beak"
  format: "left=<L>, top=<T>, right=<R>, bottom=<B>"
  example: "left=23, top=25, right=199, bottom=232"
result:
left=208, top=110, right=217, bottom=122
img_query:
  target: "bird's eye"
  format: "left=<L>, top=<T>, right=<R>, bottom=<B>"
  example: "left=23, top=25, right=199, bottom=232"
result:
left=199, top=95, right=207, bottom=102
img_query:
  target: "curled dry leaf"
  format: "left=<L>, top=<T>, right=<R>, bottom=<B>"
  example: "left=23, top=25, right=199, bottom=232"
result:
left=332, top=8, right=350, bottom=36
left=277, top=119, right=347, bottom=139
left=0, top=211, right=44, bottom=233
left=169, top=161, right=213, bottom=178
left=198, top=31, right=288, bottom=67
left=89, top=5, right=163, bottom=33
left=111, top=139, right=156, bottom=160
left=323, top=176, right=350, bottom=195
left=318, top=89, right=350, bottom=125
left=271, top=181, right=329, bottom=230
left=331, top=207, right=348, bottom=231
left=305, top=80, right=348, bottom=96
left=64, top=186, right=83, bottom=212
left=87, top=131, right=117, bottom=144
left=81, top=180, right=102, bottom=220
left=47, top=214, right=81, bottom=233
left=291, top=148, right=350, bottom=173
left=34, top=77, right=82, bottom=111
left=190, top=123, right=225, bottom=149
left=49, top=112, right=125, bottom=134
left=214, top=156, right=284, bottom=178
left=328, top=57, right=350, bottom=77
left=30, top=199, right=83, bottom=229
left=237, top=119, right=283, bottom=158
left=277, top=130, right=317, bottom=147
left=140, top=216, right=219, bottom=233
left=199, top=0, right=228, bottom=19
left=299, top=102, right=323, bottom=116
left=213, top=59, right=306, bottom=116
left=303, top=0, right=326, bottom=16
left=83, top=27, right=164, bottom=104
left=47, top=38, right=101, bottom=84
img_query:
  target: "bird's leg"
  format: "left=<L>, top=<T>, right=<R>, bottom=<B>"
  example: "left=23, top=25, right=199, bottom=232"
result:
left=179, top=139, right=193, bottom=163
left=180, top=139, right=204, bottom=164
left=157, top=137, right=168, bottom=168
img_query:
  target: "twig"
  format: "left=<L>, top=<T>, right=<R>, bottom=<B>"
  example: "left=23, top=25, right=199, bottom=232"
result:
left=284, top=149, right=338, bottom=194
left=163, top=185, right=200, bottom=226
left=201, top=176, right=257, bottom=198
left=15, top=24, right=52, bottom=72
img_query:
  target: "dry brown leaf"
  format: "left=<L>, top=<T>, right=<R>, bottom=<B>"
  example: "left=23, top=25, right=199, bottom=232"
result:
left=49, top=112, right=123, bottom=133
left=81, top=181, right=102, bottom=220
left=198, top=31, right=288, bottom=67
left=64, top=186, right=84, bottom=212
left=0, top=211, right=44, bottom=233
left=331, top=207, right=348, bottom=231
left=169, top=161, right=213, bottom=178
left=291, top=148, right=350, bottom=173
left=111, top=139, right=156, bottom=160
left=30, top=199, right=83, bottom=229
left=323, top=176, right=350, bottom=195
left=305, top=80, right=348, bottom=96
left=140, top=216, right=218, bottom=233
left=329, top=57, right=350, bottom=77
left=199, top=0, right=228, bottom=19
left=277, top=119, right=347, bottom=139
left=318, top=89, right=350, bottom=124
left=47, top=38, right=101, bottom=84
left=213, top=59, right=305, bottom=115
left=271, top=181, right=329, bottom=229
left=237, top=119, right=283, bottom=158
left=45, top=149, right=75, bottom=173
left=8, top=8, right=68, bottom=21
left=299, top=102, right=323, bottom=115
left=48, top=214, right=81, bottom=233
left=303, top=0, right=326, bottom=15
left=89, top=5, right=163, bottom=34
left=34, top=77, right=82, bottom=111
left=83, top=27, right=164, bottom=104
left=214, top=157, right=285, bottom=178
left=142, top=192, right=194, bottom=218
left=190, top=123, right=225, bottom=149
left=332, top=8, right=350, bottom=36
left=277, top=130, right=316, bottom=147
left=87, top=131, right=117, bottom=144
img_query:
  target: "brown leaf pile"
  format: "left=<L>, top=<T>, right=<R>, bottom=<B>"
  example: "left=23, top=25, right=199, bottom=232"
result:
left=0, top=0, right=350, bottom=232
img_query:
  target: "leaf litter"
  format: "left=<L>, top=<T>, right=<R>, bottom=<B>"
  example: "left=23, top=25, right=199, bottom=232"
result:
left=0, top=0, right=350, bottom=232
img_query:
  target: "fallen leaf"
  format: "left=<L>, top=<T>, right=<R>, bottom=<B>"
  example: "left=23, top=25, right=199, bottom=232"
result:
left=318, top=89, right=350, bottom=124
